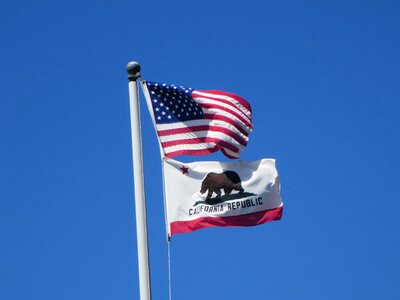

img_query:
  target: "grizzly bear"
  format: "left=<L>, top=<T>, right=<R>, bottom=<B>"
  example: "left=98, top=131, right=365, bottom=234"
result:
left=200, top=170, right=244, bottom=199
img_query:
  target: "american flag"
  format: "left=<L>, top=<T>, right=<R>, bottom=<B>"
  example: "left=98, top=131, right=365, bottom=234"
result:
left=142, top=81, right=253, bottom=159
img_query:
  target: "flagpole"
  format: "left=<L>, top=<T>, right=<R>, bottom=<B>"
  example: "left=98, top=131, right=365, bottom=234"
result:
left=127, top=61, right=152, bottom=300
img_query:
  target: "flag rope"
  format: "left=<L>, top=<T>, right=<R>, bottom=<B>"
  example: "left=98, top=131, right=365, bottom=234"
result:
left=160, top=154, right=172, bottom=299
left=167, top=238, right=172, bottom=300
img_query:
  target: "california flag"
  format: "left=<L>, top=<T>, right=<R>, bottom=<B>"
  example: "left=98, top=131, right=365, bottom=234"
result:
left=163, top=158, right=283, bottom=236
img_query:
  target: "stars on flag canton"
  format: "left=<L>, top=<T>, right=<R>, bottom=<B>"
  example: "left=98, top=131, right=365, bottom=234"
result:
left=146, top=82, right=204, bottom=124
left=142, top=79, right=253, bottom=159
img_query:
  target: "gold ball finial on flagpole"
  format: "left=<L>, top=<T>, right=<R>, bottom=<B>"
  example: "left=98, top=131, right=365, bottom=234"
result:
left=127, top=61, right=141, bottom=81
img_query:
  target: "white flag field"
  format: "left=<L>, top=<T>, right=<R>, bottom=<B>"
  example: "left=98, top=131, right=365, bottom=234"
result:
left=162, top=158, right=283, bottom=236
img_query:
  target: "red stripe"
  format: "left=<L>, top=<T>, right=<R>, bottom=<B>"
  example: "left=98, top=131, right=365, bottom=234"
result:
left=170, top=206, right=283, bottom=235
left=165, top=147, right=219, bottom=158
left=193, top=90, right=252, bottom=113
left=157, top=125, right=209, bottom=136
left=203, top=113, right=250, bottom=136
left=158, top=123, right=249, bottom=144
left=200, top=103, right=253, bottom=129
left=220, top=148, right=240, bottom=159
left=193, top=93, right=252, bottom=120
left=157, top=125, right=248, bottom=146
left=161, top=136, right=240, bottom=153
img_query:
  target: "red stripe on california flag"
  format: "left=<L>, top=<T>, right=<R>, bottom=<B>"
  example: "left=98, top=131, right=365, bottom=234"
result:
left=170, top=206, right=283, bottom=235
left=193, top=90, right=252, bottom=113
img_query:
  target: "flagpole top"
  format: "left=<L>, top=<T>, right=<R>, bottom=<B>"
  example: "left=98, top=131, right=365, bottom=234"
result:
left=127, top=61, right=141, bottom=81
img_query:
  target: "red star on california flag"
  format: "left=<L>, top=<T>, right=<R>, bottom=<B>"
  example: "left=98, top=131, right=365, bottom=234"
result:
left=180, top=166, right=189, bottom=174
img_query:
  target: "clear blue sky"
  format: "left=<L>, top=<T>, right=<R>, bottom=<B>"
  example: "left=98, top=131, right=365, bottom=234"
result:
left=1, top=1, right=400, bottom=299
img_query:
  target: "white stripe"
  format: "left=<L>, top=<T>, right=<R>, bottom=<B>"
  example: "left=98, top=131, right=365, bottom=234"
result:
left=201, top=107, right=252, bottom=132
left=220, top=148, right=240, bottom=157
left=164, top=143, right=240, bottom=157
left=193, top=97, right=252, bottom=124
left=158, top=128, right=248, bottom=147
left=164, top=143, right=239, bottom=157
left=156, top=119, right=210, bottom=131
left=158, top=131, right=246, bottom=150
left=192, top=91, right=251, bottom=117
left=156, top=119, right=249, bottom=141
left=155, top=114, right=251, bottom=136
left=159, top=130, right=208, bottom=142
left=164, top=143, right=216, bottom=153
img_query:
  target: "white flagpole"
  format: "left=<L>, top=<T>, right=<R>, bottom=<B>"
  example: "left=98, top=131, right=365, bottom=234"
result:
left=127, top=61, right=152, bottom=300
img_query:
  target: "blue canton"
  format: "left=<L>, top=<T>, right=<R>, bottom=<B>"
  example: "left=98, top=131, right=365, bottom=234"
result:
left=146, top=82, right=204, bottom=124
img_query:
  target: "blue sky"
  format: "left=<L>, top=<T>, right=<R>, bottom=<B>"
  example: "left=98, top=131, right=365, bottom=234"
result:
left=1, top=1, right=400, bottom=299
